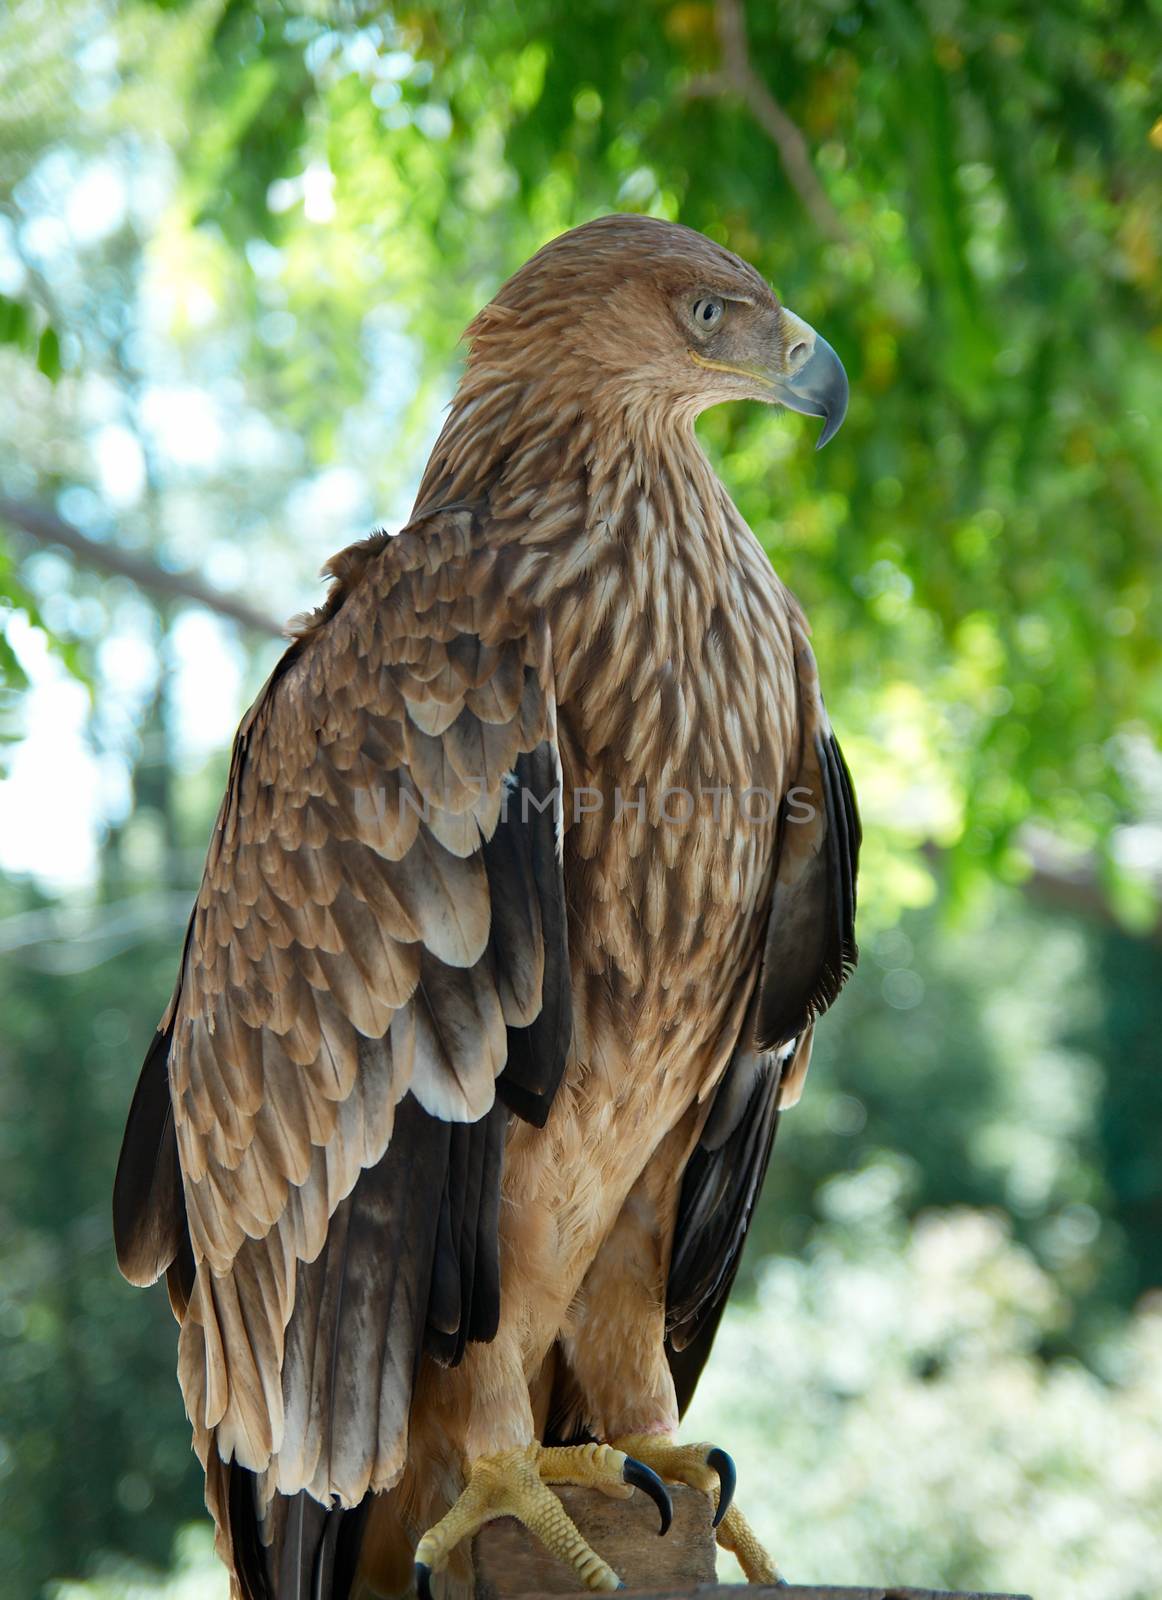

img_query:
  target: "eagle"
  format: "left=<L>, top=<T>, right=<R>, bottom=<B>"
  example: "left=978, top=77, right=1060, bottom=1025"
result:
left=113, top=214, right=858, bottom=1599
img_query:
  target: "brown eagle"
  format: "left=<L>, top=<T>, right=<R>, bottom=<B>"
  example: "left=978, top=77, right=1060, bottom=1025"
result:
left=114, top=214, right=858, bottom=1598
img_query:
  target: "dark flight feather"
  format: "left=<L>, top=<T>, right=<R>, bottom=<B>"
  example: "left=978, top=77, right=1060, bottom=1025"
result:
left=754, top=730, right=860, bottom=1052
left=112, top=1010, right=185, bottom=1287
left=665, top=1039, right=783, bottom=1357
left=425, top=1103, right=508, bottom=1364
left=489, top=742, right=573, bottom=1127
left=224, top=1462, right=369, bottom=1600
left=666, top=721, right=860, bottom=1401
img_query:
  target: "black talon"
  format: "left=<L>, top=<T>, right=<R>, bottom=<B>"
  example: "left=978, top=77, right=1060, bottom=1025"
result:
left=415, top=1560, right=433, bottom=1600
left=706, top=1446, right=736, bottom=1527
left=622, top=1456, right=673, bottom=1536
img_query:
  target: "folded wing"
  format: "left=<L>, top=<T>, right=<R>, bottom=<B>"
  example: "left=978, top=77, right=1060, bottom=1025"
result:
left=666, top=621, right=860, bottom=1409
left=113, top=508, right=570, bottom=1508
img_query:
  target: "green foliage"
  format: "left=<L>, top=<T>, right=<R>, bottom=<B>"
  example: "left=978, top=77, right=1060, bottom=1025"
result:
left=754, top=895, right=1162, bottom=1360
left=1080, top=929, right=1162, bottom=1312
left=0, top=292, right=61, bottom=384
left=153, top=0, right=1162, bottom=888
left=0, top=895, right=206, bottom=1599
left=44, top=1178, right=1162, bottom=1600
left=1, top=1, right=1161, bottom=1595
left=49, top=1525, right=224, bottom=1600
left=689, top=1193, right=1162, bottom=1599
left=3, top=0, right=1162, bottom=892
left=5, top=874, right=1160, bottom=1597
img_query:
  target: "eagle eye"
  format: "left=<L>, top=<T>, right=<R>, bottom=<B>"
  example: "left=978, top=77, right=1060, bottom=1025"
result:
left=691, top=296, right=724, bottom=331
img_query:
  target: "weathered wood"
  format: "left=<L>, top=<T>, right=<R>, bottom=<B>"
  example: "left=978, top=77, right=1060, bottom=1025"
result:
left=612, top=1592, right=1035, bottom=1600
left=472, top=1485, right=1031, bottom=1599
left=569, top=1592, right=1034, bottom=1599
left=474, top=1483, right=717, bottom=1596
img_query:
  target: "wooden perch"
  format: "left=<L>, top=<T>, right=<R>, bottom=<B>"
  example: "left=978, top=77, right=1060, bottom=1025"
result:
left=473, top=1484, right=1031, bottom=1599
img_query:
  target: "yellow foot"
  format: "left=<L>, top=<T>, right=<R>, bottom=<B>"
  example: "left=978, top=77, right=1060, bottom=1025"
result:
left=611, top=1433, right=785, bottom=1585
left=414, top=1441, right=672, bottom=1597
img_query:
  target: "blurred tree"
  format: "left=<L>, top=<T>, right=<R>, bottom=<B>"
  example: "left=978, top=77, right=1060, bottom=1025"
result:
left=0, top=903, right=205, bottom=1596
left=687, top=1194, right=1162, bottom=1600
left=156, top=0, right=1162, bottom=900
left=1080, top=927, right=1162, bottom=1313
left=1, top=0, right=1160, bottom=899
left=750, top=892, right=1158, bottom=1361
left=1, top=0, right=1161, bottom=1595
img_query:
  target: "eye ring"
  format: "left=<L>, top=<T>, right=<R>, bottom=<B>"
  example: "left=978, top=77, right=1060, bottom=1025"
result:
left=692, top=296, right=724, bottom=331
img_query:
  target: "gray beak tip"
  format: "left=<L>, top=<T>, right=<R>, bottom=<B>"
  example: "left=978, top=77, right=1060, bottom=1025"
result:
left=815, top=405, right=846, bottom=450
left=806, top=338, right=849, bottom=450
left=776, top=325, right=849, bottom=450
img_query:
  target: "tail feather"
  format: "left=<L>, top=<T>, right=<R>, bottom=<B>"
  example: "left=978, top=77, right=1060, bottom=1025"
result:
left=225, top=1463, right=369, bottom=1600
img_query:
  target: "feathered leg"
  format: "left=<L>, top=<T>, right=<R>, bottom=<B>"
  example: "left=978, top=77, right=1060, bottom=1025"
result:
left=395, top=1338, right=669, bottom=1597
left=559, top=1132, right=785, bottom=1584
left=412, top=1441, right=670, bottom=1596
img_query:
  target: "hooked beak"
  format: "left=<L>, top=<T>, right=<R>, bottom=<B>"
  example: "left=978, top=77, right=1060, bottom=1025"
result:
left=769, top=309, right=849, bottom=449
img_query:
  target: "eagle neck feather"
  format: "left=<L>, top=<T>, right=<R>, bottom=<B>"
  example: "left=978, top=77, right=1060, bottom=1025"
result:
left=411, top=368, right=798, bottom=869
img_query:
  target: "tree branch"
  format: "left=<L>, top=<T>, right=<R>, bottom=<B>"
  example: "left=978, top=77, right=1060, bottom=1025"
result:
left=5, top=512, right=1156, bottom=942
left=921, top=834, right=1162, bottom=945
left=0, top=494, right=285, bottom=638
left=686, top=0, right=849, bottom=244
left=1018, top=829, right=1162, bottom=943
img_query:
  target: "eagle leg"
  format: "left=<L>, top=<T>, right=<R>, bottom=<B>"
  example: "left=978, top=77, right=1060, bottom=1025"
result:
left=610, top=1434, right=784, bottom=1584
left=413, top=1441, right=672, bottom=1597
left=716, top=1503, right=787, bottom=1586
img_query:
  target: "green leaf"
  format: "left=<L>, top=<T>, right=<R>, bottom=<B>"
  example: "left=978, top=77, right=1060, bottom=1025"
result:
left=0, top=293, right=30, bottom=348
left=35, top=324, right=61, bottom=381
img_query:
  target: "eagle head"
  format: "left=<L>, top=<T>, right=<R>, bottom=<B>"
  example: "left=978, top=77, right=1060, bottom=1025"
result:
left=465, top=213, right=847, bottom=447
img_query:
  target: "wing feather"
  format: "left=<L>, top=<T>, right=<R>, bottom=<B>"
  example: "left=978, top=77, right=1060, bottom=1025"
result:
left=114, top=509, right=571, bottom=1511
left=665, top=621, right=860, bottom=1407
left=753, top=632, right=861, bottom=1054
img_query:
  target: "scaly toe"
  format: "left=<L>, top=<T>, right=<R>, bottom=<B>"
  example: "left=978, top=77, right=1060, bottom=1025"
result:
left=414, top=1442, right=659, bottom=1595
left=611, top=1434, right=729, bottom=1506
left=716, top=1502, right=785, bottom=1585
left=610, top=1434, right=781, bottom=1584
left=537, top=1440, right=672, bottom=1534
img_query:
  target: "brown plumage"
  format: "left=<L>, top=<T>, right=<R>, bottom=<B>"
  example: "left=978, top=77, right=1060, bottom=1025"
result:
left=113, top=214, right=858, bottom=1598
